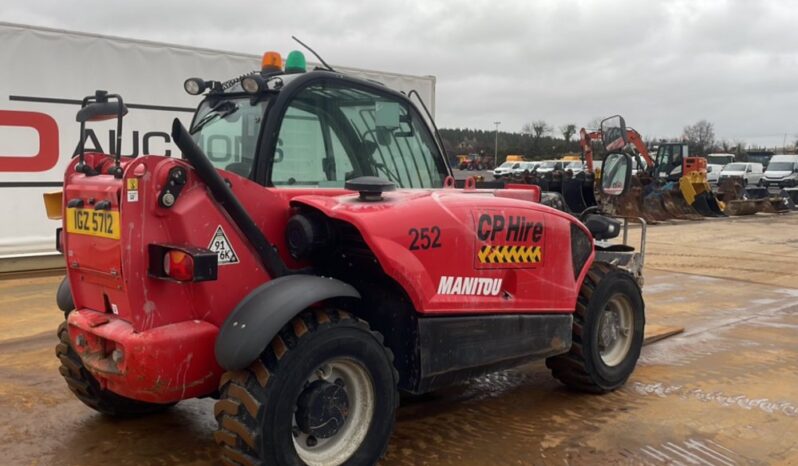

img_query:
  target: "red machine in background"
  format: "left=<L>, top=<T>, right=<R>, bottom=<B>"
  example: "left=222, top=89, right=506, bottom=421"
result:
left=578, top=123, right=722, bottom=221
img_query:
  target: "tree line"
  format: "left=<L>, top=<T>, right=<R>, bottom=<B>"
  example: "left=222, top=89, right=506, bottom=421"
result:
left=439, top=122, right=582, bottom=166
left=439, top=119, right=789, bottom=166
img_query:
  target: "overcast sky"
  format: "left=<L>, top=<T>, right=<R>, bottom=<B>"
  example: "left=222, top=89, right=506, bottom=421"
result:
left=3, top=0, right=797, bottom=146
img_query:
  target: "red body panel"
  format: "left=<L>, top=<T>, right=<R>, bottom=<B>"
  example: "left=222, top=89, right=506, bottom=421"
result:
left=294, top=189, right=594, bottom=314
left=62, top=153, right=593, bottom=402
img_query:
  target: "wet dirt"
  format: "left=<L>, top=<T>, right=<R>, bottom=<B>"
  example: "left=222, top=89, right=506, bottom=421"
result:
left=1, top=214, right=798, bottom=465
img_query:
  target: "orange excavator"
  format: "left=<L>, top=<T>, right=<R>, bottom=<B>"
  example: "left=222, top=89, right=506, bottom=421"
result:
left=576, top=123, right=723, bottom=221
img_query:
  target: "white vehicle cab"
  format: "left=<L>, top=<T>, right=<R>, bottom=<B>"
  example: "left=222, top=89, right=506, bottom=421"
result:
left=718, top=162, right=763, bottom=186
left=706, top=153, right=735, bottom=184
left=511, top=161, right=540, bottom=177
left=493, top=161, right=521, bottom=179
left=761, top=154, right=798, bottom=188
left=564, top=160, right=584, bottom=173
left=535, top=160, right=564, bottom=174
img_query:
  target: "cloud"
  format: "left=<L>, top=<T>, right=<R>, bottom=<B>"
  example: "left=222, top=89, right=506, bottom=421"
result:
left=3, top=0, right=797, bottom=145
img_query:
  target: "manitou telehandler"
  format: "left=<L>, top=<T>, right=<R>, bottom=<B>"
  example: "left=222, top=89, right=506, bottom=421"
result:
left=48, top=49, right=646, bottom=466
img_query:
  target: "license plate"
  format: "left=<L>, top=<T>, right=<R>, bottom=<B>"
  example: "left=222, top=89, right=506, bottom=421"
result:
left=66, top=208, right=120, bottom=239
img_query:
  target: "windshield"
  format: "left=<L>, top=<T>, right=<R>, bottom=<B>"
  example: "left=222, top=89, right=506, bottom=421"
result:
left=190, top=96, right=269, bottom=178
left=767, top=161, right=795, bottom=172
left=707, top=155, right=734, bottom=165
left=566, top=161, right=582, bottom=169
left=538, top=161, right=557, bottom=169
left=499, top=162, right=514, bottom=168
left=723, top=163, right=747, bottom=171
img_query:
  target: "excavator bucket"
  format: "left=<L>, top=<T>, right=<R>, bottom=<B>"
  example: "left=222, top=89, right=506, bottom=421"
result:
left=782, top=188, right=798, bottom=206
left=678, top=173, right=725, bottom=217
left=744, top=186, right=769, bottom=199
left=725, top=199, right=760, bottom=216
left=561, top=171, right=597, bottom=214
left=717, top=177, right=762, bottom=216
left=641, top=190, right=675, bottom=222
left=604, top=175, right=671, bottom=223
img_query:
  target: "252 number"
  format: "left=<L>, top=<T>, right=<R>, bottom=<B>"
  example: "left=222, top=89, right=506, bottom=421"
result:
left=409, top=226, right=442, bottom=250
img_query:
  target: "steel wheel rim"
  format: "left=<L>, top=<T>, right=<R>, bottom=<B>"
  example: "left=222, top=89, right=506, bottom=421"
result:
left=598, top=293, right=634, bottom=367
left=292, top=358, right=375, bottom=466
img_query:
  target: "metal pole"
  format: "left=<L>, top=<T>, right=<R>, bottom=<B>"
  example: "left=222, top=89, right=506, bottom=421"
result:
left=494, top=121, right=501, bottom=167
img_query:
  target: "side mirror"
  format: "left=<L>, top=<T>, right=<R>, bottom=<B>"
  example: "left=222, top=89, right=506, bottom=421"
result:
left=601, top=153, right=632, bottom=196
left=375, top=101, right=401, bottom=129
left=600, top=115, right=627, bottom=152
left=76, top=91, right=128, bottom=122
left=75, top=90, right=128, bottom=178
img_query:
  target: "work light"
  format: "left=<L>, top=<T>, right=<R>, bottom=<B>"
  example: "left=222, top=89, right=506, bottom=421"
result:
left=184, top=78, right=206, bottom=95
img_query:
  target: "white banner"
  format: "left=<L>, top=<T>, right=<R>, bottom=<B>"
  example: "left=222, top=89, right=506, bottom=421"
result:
left=0, top=22, right=435, bottom=259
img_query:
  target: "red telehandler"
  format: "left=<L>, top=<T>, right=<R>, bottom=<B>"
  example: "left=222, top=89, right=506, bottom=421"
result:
left=49, top=50, right=646, bottom=466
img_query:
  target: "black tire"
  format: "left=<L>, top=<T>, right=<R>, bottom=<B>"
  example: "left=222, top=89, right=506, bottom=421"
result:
left=56, top=322, right=175, bottom=416
left=546, top=263, right=645, bottom=393
left=214, top=309, right=398, bottom=466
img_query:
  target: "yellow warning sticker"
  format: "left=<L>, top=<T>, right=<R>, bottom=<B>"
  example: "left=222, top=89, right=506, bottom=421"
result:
left=127, top=178, right=138, bottom=190
left=477, top=245, right=542, bottom=264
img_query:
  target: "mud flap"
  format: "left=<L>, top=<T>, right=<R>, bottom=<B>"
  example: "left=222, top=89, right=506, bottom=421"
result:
left=57, top=276, right=74, bottom=312
left=214, top=275, right=360, bottom=370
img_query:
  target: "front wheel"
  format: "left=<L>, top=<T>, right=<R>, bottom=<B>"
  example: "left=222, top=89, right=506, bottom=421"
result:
left=546, top=263, right=645, bottom=393
left=214, top=309, right=398, bottom=466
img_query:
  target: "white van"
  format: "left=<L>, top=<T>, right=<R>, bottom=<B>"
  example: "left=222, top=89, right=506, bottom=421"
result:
left=706, top=153, right=735, bottom=184
left=761, top=154, right=798, bottom=188
left=718, top=162, right=763, bottom=186
left=535, top=160, right=565, bottom=174
left=493, top=161, right=521, bottom=179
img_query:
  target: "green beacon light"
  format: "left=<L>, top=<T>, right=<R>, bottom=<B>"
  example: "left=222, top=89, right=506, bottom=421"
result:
left=285, top=50, right=307, bottom=74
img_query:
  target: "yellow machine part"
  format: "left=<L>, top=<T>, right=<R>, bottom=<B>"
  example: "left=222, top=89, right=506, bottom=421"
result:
left=678, top=172, right=711, bottom=205
left=43, top=190, right=63, bottom=220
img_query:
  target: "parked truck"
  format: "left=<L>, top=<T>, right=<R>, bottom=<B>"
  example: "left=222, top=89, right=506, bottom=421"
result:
left=0, top=22, right=436, bottom=271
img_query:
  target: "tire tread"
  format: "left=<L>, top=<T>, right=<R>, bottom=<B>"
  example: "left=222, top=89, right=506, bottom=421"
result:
left=213, top=308, right=398, bottom=465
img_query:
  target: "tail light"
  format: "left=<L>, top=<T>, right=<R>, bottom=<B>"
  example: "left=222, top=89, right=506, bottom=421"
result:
left=164, top=250, right=194, bottom=281
left=148, top=244, right=218, bottom=282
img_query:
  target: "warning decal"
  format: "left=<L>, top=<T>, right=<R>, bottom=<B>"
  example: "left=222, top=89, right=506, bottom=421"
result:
left=478, top=245, right=542, bottom=264
left=209, top=226, right=239, bottom=265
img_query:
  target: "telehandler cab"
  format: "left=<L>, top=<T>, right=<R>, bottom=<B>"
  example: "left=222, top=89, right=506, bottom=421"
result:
left=51, top=50, right=646, bottom=466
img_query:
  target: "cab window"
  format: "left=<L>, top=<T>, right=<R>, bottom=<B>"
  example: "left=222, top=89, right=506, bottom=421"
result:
left=270, top=83, right=446, bottom=188
left=191, top=98, right=267, bottom=178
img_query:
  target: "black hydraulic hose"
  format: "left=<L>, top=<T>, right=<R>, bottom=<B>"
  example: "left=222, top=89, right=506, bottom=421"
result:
left=171, top=119, right=289, bottom=278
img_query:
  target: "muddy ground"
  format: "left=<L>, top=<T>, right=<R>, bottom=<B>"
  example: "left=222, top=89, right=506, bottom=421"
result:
left=1, top=213, right=797, bottom=465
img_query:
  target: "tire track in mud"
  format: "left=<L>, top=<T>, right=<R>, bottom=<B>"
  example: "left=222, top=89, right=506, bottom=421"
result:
left=385, top=369, right=652, bottom=465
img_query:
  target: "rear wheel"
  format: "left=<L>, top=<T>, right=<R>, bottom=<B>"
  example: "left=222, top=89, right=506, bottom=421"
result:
left=214, top=309, right=398, bottom=466
left=56, top=322, right=175, bottom=416
left=546, top=263, right=645, bottom=393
